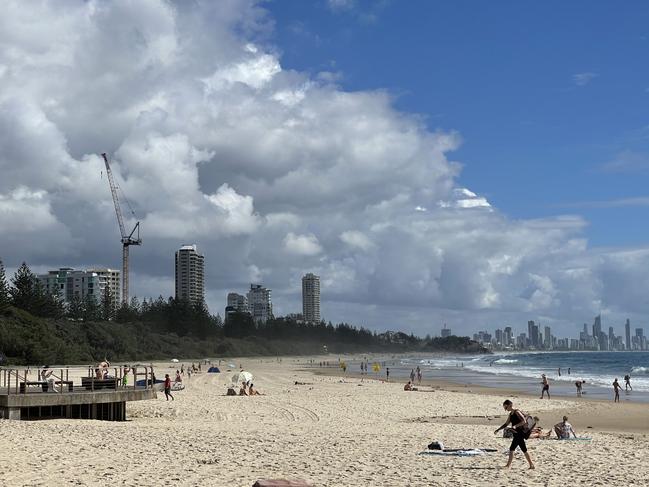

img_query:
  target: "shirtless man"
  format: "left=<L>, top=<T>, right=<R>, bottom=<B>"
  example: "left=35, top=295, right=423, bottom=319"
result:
left=613, top=378, right=623, bottom=403
left=540, top=374, right=550, bottom=399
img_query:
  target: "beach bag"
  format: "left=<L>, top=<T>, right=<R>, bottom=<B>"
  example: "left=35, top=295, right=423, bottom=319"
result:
left=521, top=412, right=536, bottom=439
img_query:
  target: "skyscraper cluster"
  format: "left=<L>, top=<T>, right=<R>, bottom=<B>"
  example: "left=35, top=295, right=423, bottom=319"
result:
left=473, top=315, right=647, bottom=351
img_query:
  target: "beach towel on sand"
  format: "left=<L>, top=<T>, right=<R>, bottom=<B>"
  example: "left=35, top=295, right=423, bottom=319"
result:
left=418, top=449, right=488, bottom=457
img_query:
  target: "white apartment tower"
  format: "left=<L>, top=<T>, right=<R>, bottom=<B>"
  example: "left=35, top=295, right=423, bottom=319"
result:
left=247, top=284, right=273, bottom=323
left=38, top=267, right=121, bottom=308
left=302, top=273, right=321, bottom=323
left=175, top=244, right=205, bottom=304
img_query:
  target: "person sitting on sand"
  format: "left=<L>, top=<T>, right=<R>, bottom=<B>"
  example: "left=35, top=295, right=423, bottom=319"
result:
left=553, top=416, right=577, bottom=439
left=248, top=383, right=263, bottom=396
left=175, top=370, right=182, bottom=383
left=404, top=381, right=418, bottom=391
left=239, top=383, right=248, bottom=396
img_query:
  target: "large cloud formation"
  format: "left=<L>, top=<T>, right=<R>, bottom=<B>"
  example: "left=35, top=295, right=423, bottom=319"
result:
left=1, top=0, right=647, bottom=336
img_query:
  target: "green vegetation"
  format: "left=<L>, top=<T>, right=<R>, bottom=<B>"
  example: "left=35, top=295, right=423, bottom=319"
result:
left=0, top=261, right=489, bottom=365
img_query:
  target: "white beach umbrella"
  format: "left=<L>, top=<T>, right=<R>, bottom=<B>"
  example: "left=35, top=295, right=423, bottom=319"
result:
left=171, top=358, right=179, bottom=363
left=232, top=371, right=253, bottom=384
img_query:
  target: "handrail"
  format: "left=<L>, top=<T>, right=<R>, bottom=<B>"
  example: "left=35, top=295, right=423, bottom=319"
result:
left=0, top=365, right=156, bottom=394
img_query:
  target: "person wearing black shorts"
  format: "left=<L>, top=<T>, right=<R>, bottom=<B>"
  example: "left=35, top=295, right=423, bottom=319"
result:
left=494, top=400, right=535, bottom=469
left=540, top=374, right=550, bottom=399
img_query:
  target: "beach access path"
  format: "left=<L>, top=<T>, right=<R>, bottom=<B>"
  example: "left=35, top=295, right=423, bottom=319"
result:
left=0, top=356, right=647, bottom=486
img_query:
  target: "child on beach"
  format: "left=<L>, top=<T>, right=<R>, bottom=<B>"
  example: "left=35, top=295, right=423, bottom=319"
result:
left=164, top=374, right=174, bottom=401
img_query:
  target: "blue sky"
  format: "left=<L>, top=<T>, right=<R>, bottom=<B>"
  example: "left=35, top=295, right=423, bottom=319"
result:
left=3, top=1, right=649, bottom=336
left=267, top=0, right=649, bottom=247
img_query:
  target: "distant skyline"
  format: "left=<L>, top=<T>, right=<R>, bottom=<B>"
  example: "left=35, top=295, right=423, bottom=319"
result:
left=1, top=1, right=649, bottom=337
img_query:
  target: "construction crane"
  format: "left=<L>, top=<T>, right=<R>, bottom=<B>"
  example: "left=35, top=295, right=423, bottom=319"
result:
left=101, top=153, right=142, bottom=305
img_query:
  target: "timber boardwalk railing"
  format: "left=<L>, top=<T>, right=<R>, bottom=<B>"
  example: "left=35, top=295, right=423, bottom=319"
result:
left=0, top=366, right=158, bottom=421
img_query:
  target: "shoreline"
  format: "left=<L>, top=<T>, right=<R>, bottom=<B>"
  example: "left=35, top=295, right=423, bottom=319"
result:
left=308, top=366, right=649, bottom=435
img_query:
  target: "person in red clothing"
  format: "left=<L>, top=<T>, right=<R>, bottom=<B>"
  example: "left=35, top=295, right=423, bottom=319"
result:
left=164, top=374, right=174, bottom=401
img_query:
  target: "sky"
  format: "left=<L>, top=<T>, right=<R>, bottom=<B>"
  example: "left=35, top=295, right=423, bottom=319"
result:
left=0, top=0, right=648, bottom=338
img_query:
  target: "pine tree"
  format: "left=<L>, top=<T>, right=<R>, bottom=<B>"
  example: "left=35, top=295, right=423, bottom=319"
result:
left=83, top=293, right=100, bottom=321
left=67, top=293, right=85, bottom=320
left=0, top=259, right=9, bottom=311
left=41, top=282, right=65, bottom=319
left=10, top=262, right=39, bottom=313
left=100, top=285, right=115, bottom=321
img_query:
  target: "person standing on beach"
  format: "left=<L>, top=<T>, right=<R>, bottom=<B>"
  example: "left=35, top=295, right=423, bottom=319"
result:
left=575, top=380, right=584, bottom=396
left=558, top=367, right=561, bottom=377
left=386, top=367, right=390, bottom=382
left=624, top=374, right=632, bottom=391
left=410, top=369, right=416, bottom=383
left=540, top=374, right=550, bottom=399
left=494, top=400, right=535, bottom=470
left=164, top=374, right=174, bottom=401
left=613, top=378, right=623, bottom=402
left=416, top=366, right=422, bottom=384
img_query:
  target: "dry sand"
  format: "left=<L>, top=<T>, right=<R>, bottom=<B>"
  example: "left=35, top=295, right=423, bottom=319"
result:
left=1, top=357, right=648, bottom=486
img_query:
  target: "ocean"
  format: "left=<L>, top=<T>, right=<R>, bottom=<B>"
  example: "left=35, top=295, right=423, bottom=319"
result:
left=395, top=351, right=649, bottom=402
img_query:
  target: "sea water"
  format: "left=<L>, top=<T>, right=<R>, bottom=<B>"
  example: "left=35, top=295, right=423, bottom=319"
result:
left=396, top=351, right=649, bottom=402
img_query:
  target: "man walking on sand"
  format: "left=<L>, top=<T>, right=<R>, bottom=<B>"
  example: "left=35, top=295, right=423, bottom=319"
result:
left=540, top=374, right=550, bottom=399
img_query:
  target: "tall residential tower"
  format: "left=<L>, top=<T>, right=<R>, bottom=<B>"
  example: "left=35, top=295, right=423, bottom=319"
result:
left=175, top=244, right=204, bottom=304
left=302, top=273, right=321, bottom=323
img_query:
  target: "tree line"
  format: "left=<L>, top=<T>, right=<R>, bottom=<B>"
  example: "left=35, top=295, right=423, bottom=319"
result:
left=0, top=259, right=488, bottom=355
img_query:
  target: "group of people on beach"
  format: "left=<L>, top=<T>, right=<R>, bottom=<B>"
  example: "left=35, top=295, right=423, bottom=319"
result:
left=540, top=372, right=633, bottom=402
left=494, top=399, right=581, bottom=469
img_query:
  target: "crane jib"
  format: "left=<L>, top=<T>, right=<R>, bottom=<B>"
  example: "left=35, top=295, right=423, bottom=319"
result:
left=100, top=153, right=142, bottom=305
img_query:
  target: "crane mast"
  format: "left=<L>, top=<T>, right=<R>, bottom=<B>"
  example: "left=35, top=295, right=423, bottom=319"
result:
left=101, top=153, right=142, bottom=305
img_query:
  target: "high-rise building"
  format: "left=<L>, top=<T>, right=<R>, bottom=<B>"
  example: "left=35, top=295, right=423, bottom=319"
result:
left=87, top=267, right=122, bottom=309
left=175, top=244, right=204, bottom=304
left=592, top=315, right=602, bottom=348
left=225, top=292, right=248, bottom=321
left=625, top=319, right=631, bottom=351
left=527, top=321, right=539, bottom=348
left=38, top=267, right=120, bottom=308
left=301, top=273, right=321, bottom=323
left=227, top=293, right=248, bottom=312
left=248, top=284, right=272, bottom=323
left=544, top=326, right=552, bottom=349
left=442, top=324, right=452, bottom=338
left=504, top=326, right=513, bottom=347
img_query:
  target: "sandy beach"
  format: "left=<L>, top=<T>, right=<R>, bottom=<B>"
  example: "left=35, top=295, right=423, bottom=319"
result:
left=1, top=357, right=648, bottom=487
